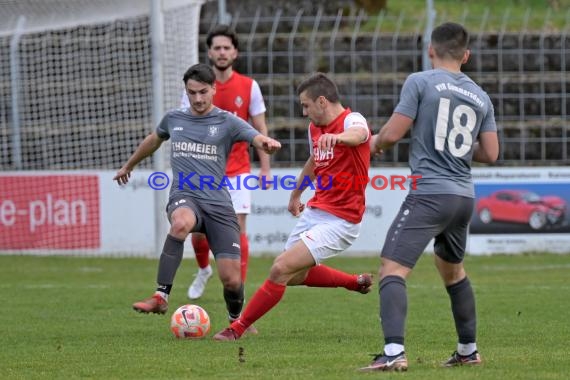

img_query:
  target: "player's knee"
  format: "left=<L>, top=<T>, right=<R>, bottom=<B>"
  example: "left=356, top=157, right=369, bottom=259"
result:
left=379, top=257, right=411, bottom=279
left=268, top=259, right=294, bottom=285
left=221, top=277, right=242, bottom=292
left=434, top=255, right=465, bottom=284
left=219, top=269, right=242, bottom=289
left=440, top=267, right=466, bottom=286
left=269, top=256, right=288, bottom=277
left=169, top=218, right=192, bottom=237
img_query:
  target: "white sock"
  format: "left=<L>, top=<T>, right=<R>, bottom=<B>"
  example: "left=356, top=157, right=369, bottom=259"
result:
left=154, top=291, right=168, bottom=301
left=199, top=265, right=212, bottom=276
left=384, top=343, right=405, bottom=356
left=457, top=343, right=477, bottom=356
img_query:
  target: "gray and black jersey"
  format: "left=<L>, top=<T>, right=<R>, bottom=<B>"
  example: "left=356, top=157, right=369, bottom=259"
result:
left=395, top=68, right=497, bottom=198
left=156, top=107, right=260, bottom=205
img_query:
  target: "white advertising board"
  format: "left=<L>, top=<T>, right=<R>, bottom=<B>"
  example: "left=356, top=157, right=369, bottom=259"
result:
left=99, top=171, right=157, bottom=254
left=2, top=167, right=570, bottom=256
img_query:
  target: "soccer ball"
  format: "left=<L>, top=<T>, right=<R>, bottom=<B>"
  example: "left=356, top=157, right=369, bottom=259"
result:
left=170, top=304, right=211, bottom=339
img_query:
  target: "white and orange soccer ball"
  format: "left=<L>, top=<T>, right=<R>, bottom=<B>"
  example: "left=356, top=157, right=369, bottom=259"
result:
left=170, top=304, right=211, bottom=339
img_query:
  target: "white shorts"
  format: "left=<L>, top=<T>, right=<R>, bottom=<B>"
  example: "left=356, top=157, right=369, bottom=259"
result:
left=228, top=174, right=251, bottom=214
left=284, top=207, right=361, bottom=264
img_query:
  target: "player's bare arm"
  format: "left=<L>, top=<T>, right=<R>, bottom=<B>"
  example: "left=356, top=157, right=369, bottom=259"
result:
left=252, top=134, right=281, bottom=154
left=251, top=113, right=271, bottom=172
left=288, top=156, right=316, bottom=216
left=372, top=113, right=413, bottom=153
left=114, top=132, right=164, bottom=185
left=317, top=126, right=369, bottom=151
left=472, top=131, right=499, bottom=163
left=251, top=113, right=272, bottom=189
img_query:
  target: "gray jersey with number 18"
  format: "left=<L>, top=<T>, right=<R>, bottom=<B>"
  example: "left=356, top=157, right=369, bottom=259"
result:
left=394, top=68, right=497, bottom=197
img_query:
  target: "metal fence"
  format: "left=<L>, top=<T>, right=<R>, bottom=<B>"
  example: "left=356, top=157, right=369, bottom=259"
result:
left=1, top=6, right=570, bottom=169
left=199, top=7, right=570, bottom=166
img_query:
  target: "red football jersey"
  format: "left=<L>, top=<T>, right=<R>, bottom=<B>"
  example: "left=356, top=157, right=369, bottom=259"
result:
left=213, top=72, right=254, bottom=177
left=307, top=108, right=371, bottom=223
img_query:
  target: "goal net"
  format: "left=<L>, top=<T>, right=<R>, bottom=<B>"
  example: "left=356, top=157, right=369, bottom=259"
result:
left=0, top=0, right=206, bottom=255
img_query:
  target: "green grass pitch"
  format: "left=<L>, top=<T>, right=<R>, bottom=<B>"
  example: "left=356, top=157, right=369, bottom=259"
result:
left=1, top=253, right=569, bottom=379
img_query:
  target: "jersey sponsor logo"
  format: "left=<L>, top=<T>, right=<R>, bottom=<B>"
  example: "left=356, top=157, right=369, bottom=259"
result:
left=434, top=82, right=485, bottom=108
left=208, top=125, right=219, bottom=137
left=232, top=242, right=241, bottom=249
left=313, top=148, right=334, bottom=167
left=234, top=96, right=243, bottom=108
left=173, top=127, right=183, bottom=131
left=171, top=142, right=218, bottom=161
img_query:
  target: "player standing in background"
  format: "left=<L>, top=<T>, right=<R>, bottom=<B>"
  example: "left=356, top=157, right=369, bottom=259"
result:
left=360, top=22, right=499, bottom=372
left=114, top=63, right=280, bottom=324
left=180, top=25, right=271, bottom=301
left=213, top=73, right=373, bottom=341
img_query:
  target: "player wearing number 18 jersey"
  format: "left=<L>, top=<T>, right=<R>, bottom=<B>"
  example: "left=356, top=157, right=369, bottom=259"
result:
left=361, top=22, right=499, bottom=372
left=397, top=56, right=495, bottom=198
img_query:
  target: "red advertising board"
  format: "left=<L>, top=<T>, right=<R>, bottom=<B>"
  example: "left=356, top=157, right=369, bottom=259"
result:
left=0, top=175, right=100, bottom=249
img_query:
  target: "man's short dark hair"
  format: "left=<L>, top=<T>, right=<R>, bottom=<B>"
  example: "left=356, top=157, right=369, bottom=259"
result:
left=431, top=22, right=469, bottom=61
left=183, top=63, right=216, bottom=85
left=206, top=24, right=239, bottom=50
left=296, top=73, right=340, bottom=103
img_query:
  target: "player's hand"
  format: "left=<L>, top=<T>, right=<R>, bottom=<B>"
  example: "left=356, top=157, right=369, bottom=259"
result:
left=258, top=168, right=271, bottom=190
left=261, top=137, right=281, bottom=154
left=288, top=195, right=305, bottom=217
left=317, top=133, right=340, bottom=152
left=113, top=167, right=131, bottom=185
left=369, top=134, right=384, bottom=156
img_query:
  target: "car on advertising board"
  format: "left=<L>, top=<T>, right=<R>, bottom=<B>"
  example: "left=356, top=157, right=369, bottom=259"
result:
left=476, top=189, right=566, bottom=230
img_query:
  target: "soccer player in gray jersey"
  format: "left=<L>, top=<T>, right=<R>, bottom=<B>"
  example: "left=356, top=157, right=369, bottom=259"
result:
left=360, top=22, right=499, bottom=372
left=113, top=63, right=280, bottom=325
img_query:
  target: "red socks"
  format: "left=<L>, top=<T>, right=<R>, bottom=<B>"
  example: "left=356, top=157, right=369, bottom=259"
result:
left=191, top=234, right=210, bottom=269
left=240, top=233, right=249, bottom=282
left=231, top=279, right=285, bottom=336
left=302, top=264, right=360, bottom=291
left=229, top=266, right=360, bottom=336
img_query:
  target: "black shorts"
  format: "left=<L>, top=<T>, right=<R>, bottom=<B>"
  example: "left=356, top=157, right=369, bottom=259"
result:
left=166, top=195, right=240, bottom=260
left=381, top=194, right=474, bottom=268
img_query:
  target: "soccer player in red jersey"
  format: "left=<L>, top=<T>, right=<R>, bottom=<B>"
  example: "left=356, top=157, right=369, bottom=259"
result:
left=213, top=73, right=373, bottom=341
